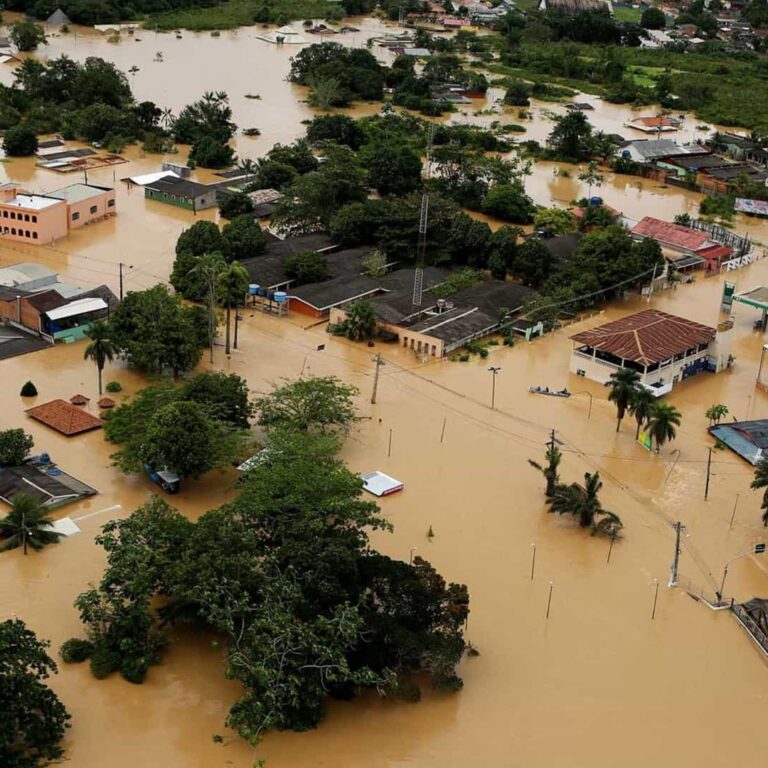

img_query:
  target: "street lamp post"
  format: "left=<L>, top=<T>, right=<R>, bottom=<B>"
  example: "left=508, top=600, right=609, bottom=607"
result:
left=488, top=366, right=501, bottom=409
left=718, top=543, right=766, bottom=601
left=574, top=390, right=593, bottom=419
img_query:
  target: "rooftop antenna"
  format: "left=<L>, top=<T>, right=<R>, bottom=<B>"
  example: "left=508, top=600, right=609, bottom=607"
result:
left=412, top=122, right=434, bottom=308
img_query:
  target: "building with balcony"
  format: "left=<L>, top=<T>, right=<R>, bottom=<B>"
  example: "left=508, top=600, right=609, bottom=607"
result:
left=570, top=309, right=732, bottom=396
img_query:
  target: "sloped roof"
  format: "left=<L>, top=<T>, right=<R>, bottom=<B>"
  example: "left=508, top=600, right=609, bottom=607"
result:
left=46, top=8, right=72, bottom=24
left=631, top=217, right=711, bottom=252
left=26, top=400, right=102, bottom=436
left=570, top=309, right=716, bottom=365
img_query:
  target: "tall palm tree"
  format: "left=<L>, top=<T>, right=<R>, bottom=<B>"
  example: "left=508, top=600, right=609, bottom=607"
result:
left=546, top=472, right=622, bottom=536
left=751, top=458, right=768, bottom=526
left=646, top=402, right=682, bottom=452
left=607, top=367, right=641, bottom=433
left=84, top=320, right=117, bottom=395
left=237, top=157, right=257, bottom=175
left=0, top=494, right=62, bottom=554
left=629, top=387, right=655, bottom=440
left=529, top=443, right=562, bottom=498
left=218, top=262, right=249, bottom=355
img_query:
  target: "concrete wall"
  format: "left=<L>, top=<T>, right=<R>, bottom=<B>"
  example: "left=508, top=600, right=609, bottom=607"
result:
left=0, top=201, right=67, bottom=244
left=67, top=189, right=116, bottom=229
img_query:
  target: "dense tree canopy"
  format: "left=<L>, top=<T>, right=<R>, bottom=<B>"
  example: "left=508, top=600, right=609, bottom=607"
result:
left=66, top=378, right=469, bottom=742
left=0, top=619, right=70, bottom=768
left=109, top=285, right=209, bottom=376
left=0, top=428, right=34, bottom=467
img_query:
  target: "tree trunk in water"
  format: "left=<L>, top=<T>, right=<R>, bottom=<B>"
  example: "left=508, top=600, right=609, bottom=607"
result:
left=225, top=303, right=231, bottom=356
left=98, top=365, right=103, bottom=396
left=635, top=419, right=641, bottom=440
left=616, top=415, right=621, bottom=433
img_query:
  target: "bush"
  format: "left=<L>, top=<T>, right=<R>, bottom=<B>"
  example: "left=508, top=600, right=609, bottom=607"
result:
left=3, top=124, right=38, bottom=156
left=89, top=647, right=121, bottom=679
left=105, top=381, right=122, bottom=393
left=0, top=428, right=34, bottom=467
left=284, top=250, right=330, bottom=285
left=20, top=380, right=38, bottom=397
left=60, top=638, right=95, bottom=663
left=120, top=656, right=152, bottom=685
left=219, top=191, right=253, bottom=219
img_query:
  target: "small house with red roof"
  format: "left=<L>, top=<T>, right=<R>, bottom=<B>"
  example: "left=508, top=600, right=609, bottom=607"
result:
left=630, top=216, right=733, bottom=272
left=570, top=309, right=733, bottom=393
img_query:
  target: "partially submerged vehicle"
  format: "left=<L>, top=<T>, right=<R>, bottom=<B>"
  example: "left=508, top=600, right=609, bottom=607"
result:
left=144, top=464, right=180, bottom=494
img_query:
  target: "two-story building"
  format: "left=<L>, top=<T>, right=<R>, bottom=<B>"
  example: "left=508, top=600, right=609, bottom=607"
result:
left=0, top=183, right=116, bottom=245
left=570, top=309, right=732, bottom=395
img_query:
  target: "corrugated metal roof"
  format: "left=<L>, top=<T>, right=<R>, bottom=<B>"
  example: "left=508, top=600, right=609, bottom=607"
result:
left=45, top=297, right=107, bottom=321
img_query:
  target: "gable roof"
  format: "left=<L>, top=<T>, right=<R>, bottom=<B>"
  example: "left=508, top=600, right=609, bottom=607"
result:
left=571, top=309, right=716, bottom=366
left=631, top=217, right=712, bottom=252
left=26, top=400, right=103, bottom=436
left=625, top=139, right=692, bottom=160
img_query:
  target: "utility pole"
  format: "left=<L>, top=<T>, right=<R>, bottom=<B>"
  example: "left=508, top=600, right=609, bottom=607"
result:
left=488, top=366, right=501, bottom=409
left=548, top=428, right=556, bottom=453
left=371, top=353, right=384, bottom=404
left=669, top=521, right=684, bottom=587
left=118, top=262, right=132, bottom=301
left=705, top=446, right=713, bottom=500
left=234, top=304, right=241, bottom=350
left=22, top=510, right=27, bottom=556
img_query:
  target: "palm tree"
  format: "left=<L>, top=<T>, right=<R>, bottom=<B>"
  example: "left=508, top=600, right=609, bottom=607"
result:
left=218, top=262, right=249, bottom=356
left=705, top=403, right=729, bottom=425
left=160, top=107, right=174, bottom=130
left=646, top=402, right=682, bottom=452
left=629, top=387, right=655, bottom=440
left=607, top=367, right=641, bottom=433
left=237, top=157, right=257, bottom=175
left=84, top=320, right=117, bottom=395
left=751, top=458, right=768, bottom=526
left=0, top=494, right=62, bottom=554
left=529, top=443, right=562, bottom=498
left=547, top=472, right=622, bottom=535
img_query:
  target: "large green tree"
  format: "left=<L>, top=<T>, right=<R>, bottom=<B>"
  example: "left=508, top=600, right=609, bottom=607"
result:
left=0, top=429, right=34, bottom=467
left=255, top=377, right=359, bottom=435
left=0, top=619, right=70, bottom=767
left=109, top=286, right=209, bottom=376
left=646, top=402, right=682, bottom=452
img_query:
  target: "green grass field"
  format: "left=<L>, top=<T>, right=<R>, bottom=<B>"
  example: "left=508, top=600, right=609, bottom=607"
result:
left=612, top=5, right=643, bottom=23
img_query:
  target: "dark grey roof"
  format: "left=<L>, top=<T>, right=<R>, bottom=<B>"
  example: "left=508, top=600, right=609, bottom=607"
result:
left=41, top=148, right=95, bottom=161
left=291, top=275, right=380, bottom=310
left=145, top=177, right=212, bottom=198
left=26, top=290, right=67, bottom=313
left=37, top=139, right=65, bottom=149
left=606, top=134, right=629, bottom=147
left=628, top=140, right=691, bottom=160
left=251, top=202, right=277, bottom=219
left=706, top=164, right=767, bottom=180
left=414, top=307, right=500, bottom=344
left=668, top=154, right=732, bottom=171
left=75, top=284, right=119, bottom=313
left=240, top=254, right=291, bottom=290
left=0, top=326, right=50, bottom=360
left=531, top=233, right=583, bottom=264
left=0, top=285, right=30, bottom=302
left=450, top=280, right=534, bottom=316
left=0, top=464, right=95, bottom=505
left=722, top=132, right=760, bottom=150
left=264, top=233, right=335, bottom=258
left=46, top=8, right=72, bottom=24
left=215, top=168, right=253, bottom=179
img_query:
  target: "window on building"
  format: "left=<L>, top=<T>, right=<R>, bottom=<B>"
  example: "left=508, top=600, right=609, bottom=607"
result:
left=107, top=199, right=115, bottom=208
left=1, top=211, right=6, bottom=218
left=72, top=212, right=80, bottom=221
left=11, top=228, right=16, bottom=235
left=24, top=214, right=29, bottom=222
left=89, top=205, right=97, bottom=214
left=10, top=212, right=15, bottom=220
left=32, top=232, right=38, bottom=240
left=31, top=215, right=37, bottom=223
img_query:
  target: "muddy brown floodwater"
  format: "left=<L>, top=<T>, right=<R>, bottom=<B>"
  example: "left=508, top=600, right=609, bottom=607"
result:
left=1, top=16, right=768, bottom=768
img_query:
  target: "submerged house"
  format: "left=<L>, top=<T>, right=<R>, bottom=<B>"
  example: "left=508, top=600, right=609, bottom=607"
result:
left=709, top=419, right=768, bottom=465
left=570, top=309, right=732, bottom=395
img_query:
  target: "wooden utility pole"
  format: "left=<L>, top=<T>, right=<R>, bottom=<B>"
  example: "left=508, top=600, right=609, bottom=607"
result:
left=371, top=353, right=384, bottom=404
left=705, top=447, right=713, bottom=500
left=669, top=521, right=684, bottom=587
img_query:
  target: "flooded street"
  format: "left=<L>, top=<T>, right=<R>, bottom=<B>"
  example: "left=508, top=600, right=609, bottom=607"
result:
left=1, top=17, right=768, bottom=768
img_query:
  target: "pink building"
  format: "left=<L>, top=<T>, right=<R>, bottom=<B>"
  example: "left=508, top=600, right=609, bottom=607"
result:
left=0, top=183, right=115, bottom=245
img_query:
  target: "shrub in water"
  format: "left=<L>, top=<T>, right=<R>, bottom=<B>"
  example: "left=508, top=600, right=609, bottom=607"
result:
left=120, top=656, right=152, bottom=685
left=89, top=647, right=121, bottom=679
left=60, top=638, right=95, bottom=663
left=20, top=380, right=37, bottom=397
left=105, top=381, right=122, bottom=393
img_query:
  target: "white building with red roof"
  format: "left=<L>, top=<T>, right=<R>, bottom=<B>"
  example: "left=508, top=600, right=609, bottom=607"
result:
left=570, top=309, right=733, bottom=394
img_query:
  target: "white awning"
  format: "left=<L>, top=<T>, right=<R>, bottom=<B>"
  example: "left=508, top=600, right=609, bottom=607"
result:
left=46, top=297, right=107, bottom=321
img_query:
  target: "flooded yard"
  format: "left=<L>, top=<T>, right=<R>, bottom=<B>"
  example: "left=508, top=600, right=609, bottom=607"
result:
left=1, top=16, right=768, bottom=768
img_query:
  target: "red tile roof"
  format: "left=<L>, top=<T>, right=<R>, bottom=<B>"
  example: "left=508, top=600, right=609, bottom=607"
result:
left=571, top=309, right=716, bottom=366
left=631, top=116, right=677, bottom=128
left=69, top=394, right=90, bottom=405
left=631, top=217, right=711, bottom=252
left=27, top=399, right=103, bottom=436
left=97, top=397, right=116, bottom=408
